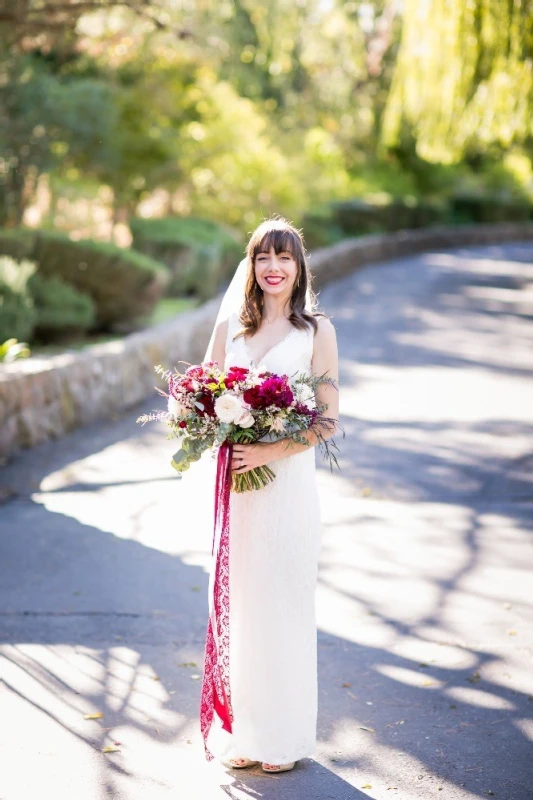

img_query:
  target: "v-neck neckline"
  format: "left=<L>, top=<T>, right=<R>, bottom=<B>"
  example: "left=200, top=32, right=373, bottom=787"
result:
left=243, top=327, right=298, bottom=367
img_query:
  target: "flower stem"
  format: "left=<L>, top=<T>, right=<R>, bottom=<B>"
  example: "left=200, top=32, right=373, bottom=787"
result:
left=231, top=465, right=277, bottom=493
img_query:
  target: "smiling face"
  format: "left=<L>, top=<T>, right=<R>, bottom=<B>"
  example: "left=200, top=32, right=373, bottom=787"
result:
left=254, top=246, right=298, bottom=299
left=241, top=219, right=314, bottom=335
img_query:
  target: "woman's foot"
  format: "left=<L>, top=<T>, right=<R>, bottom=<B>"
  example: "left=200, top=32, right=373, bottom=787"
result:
left=225, top=757, right=260, bottom=769
left=262, top=761, right=296, bottom=773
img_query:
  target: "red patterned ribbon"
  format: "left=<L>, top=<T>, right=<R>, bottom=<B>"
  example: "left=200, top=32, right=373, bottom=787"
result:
left=200, top=441, right=233, bottom=760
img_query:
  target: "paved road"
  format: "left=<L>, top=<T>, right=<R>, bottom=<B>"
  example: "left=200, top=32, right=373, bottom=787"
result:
left=1, top=243, right=532, bottom=800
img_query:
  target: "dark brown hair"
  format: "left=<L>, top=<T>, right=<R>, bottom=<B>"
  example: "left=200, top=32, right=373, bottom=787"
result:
left=237, top=217, right=320, bottom=338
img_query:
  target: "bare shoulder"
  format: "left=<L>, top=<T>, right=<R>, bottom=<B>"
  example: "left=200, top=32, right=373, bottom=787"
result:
left=313, top=314, right=337, bottom=344
left=215, top=317, right=229, bottom=341
left=205, top=317, right=229, bottom=364
left=312, top=314, right=338, bottom=380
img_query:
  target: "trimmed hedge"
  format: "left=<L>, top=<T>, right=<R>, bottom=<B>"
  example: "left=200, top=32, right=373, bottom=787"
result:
left=0, top=284, right=36, bottom=344
left=300, top=209, right=345, bottom=250
left=0, top=254, right=97, bottom=343
left=450, top=194, right=532, bottom=224
left=0, top=256, right=37, bottom=343
left=330, top=198, right=446, bottom=236
left=130, top=216, right=244, bottom=300
left=28, top=273, right=96, bottom=338
left=0, top=229, right=169, bottom=330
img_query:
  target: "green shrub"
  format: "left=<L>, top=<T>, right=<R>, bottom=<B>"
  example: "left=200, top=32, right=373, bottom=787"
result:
left=0, top=256, right=37, bottom=343
left=330, top=198, right=446, bottom=236
left=28, top=273, right=96, bottom=339
left=0, top=229, right=34, bottom=261
left=0, top=229, right=170, bottom=331
left=450, top=194, right=532, bottom=224
left=300, top=208, right=345, bottom=250
left=130, top=216, right=244, bottom=300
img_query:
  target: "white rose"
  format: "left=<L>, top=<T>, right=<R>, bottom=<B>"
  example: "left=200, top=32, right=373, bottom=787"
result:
left=237, top=410, right=255, bottom=428
left=168, top=395, right=186, bottom=418
left=294, top=382, right=314, bottom=405
left=214, top=393, right=244, bottom=424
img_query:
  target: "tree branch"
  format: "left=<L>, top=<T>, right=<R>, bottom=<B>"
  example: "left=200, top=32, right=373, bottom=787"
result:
left=0, top=1, right=193, bottom=36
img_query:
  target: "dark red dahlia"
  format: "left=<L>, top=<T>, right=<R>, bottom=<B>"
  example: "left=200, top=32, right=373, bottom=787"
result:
left=243, top=385, right=264, bottom=409
left=258, top=375, right=294, bottom=409
left=195, top=392, right=216, bottom=417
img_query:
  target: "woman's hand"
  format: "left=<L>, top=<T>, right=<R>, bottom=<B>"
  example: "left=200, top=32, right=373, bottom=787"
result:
left=231, top=442, right=278, bottom=473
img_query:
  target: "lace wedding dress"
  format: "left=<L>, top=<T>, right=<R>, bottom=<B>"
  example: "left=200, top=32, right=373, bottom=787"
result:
left=205, top=312, right=322, bottom=764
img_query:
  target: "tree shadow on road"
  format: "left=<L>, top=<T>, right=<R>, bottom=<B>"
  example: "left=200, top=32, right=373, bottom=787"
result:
left=1, top=489, right=532, bottom=799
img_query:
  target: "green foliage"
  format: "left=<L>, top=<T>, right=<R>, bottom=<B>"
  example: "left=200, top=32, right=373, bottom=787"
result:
left=331, top=198, right=446, bottom=236
left=131, top=216, right=244, bottom=299
left=27, top=273, right=96, bottom=338
left=450, top=194, right=532, bottom=225
left=300, top=208, right=344, bottom=250
left=0, top=229, right=169, bottom=331
left=2, top=0, right=532, bottom=258
left=0, top=338, right=31, bottom=362
left=0, top=284, right=36, bottom=344
left=0, top=53, right=116, bottom=226
left=382, top=0, right=533, bottom=163
left=0, top=256, right=37, bottom=343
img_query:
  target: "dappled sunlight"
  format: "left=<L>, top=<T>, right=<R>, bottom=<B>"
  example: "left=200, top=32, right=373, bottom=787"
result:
left=31, top=428, right=215, bottom=572
left=0, top=640, right=220, bottom=799
left=2, top=242, right=533, bottom=798
left=374, top=663, right=447, bottom=690
left=446, top=686, right=515, bottom=711
left=341, top=363, right=533, bottom=424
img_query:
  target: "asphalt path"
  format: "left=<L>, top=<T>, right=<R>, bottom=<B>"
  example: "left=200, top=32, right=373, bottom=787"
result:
left=1, top=242, right=532, bottom=800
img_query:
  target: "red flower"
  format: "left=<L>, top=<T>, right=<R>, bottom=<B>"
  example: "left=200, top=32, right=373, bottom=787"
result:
left=186, top=364, right=205, bottom=378
left=196, top=392, right=216, bottom=417
left=258, top=375, right=294, bottom=409
left=243, top=385, right=264, bottom=409
left=226, top=366, right=249, bottom=390
left=179, top=420, right=187, bottom=428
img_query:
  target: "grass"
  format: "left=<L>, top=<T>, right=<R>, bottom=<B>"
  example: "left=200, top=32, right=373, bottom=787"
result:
left=148, top=296, right=197, bottom=324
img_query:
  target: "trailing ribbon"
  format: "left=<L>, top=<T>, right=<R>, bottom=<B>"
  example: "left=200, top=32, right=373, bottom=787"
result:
left=200, top=441, right=233, bottom=760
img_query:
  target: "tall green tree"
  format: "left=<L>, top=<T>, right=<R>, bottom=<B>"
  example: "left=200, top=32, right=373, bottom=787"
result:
left=0, top=53, right=115, bottom=226
left=382, top=0, right=533, bottom=164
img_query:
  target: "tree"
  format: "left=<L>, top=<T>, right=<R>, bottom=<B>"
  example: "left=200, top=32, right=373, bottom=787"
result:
left=381, top=0, right=533, bottom=164
left=0, top=1, right=191, bottom=41
left=0, top=53, right=115, bottom=226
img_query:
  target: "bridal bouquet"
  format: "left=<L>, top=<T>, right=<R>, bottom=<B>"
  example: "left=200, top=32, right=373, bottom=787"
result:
left=137, top=360, right=338, bottom=492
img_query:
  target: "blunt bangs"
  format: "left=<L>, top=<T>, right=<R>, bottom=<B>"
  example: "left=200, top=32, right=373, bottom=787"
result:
left=251, top=227, right=302, bottom=262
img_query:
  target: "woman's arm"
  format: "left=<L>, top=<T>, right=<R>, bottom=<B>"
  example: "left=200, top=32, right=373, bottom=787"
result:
left=232, top=316, right=339, bottom=472
left=204, top=318, right=228, bottom=367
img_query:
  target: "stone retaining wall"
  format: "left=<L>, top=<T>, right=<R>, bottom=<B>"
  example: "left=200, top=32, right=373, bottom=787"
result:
left=2, top=222, right=533, bottom=459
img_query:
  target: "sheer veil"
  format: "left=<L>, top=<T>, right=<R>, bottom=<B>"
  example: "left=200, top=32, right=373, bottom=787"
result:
left=204, top=257, right=248, bottom=361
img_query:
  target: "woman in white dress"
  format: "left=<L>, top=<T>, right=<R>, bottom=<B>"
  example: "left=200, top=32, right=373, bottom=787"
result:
left=204, top=217, right=339, bottom=774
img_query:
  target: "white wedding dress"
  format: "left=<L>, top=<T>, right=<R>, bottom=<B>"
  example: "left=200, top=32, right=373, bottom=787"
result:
left=206, top=312, right=322, bottom=764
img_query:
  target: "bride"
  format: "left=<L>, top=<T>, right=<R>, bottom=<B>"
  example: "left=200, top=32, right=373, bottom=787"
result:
left=202, top=216, right=339, bottom=774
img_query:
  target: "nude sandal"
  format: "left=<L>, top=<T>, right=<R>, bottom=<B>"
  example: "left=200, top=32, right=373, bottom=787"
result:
left=225, top=757, right=260, bottom=769
left=262, top=761, right=296, bottom=773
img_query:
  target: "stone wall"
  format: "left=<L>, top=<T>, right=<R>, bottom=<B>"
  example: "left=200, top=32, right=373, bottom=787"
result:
left=1, top=222, right=533, bottom=459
